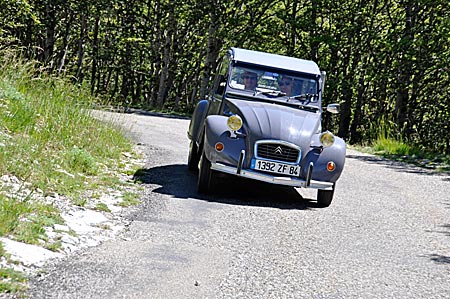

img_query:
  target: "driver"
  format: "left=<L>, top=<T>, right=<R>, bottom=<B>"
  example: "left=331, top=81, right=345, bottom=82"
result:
left=278, top=76, right=293, bottom=96
left=242, top=71, right=258, bottom=90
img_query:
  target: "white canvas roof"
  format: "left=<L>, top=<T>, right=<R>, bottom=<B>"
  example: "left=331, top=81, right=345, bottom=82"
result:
left=230, top=48, right=321, bottom=76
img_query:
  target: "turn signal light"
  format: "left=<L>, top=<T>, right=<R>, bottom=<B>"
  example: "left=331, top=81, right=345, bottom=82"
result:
left=215, top=142, right=224, bottom=152
left=327, top=161, right=336, bottom=172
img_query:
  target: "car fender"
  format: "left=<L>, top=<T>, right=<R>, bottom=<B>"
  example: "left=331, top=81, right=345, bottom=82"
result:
left=204, top=115, right=246, bottom=166
left=188, top=100, right=209, bottom=144
left=301, top=136, right=346, bottom=183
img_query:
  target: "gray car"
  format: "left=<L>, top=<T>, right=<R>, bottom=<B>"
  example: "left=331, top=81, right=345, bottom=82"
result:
left=188, top=48, right=345, bottom=207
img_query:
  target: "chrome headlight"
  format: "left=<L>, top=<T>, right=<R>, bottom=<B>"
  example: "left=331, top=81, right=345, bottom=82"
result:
left=227, top=115, right=243, bottom=131
left=319, top=131, right=335, bottom=147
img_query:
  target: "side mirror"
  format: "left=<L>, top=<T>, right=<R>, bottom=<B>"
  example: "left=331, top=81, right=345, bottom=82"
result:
left=215, top=75, right=226, bottom=95
left=216, top=82, right=225, bottom=95
left=326, top=103, right=340, bottom=114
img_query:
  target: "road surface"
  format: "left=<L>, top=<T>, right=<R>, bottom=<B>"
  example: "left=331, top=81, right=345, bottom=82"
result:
left=28, top=110, right=450, bottom=299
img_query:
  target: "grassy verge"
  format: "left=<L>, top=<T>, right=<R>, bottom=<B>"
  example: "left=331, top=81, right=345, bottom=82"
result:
left=0, top=243, right=26, bottom=294
left=353, top=120, right=450, bottom=172
left=0, top=50, right=142, bottom=294
left=0, top=193, right=63, bottom=245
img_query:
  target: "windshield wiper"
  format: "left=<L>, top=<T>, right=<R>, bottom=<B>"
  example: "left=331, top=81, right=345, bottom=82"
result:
left=288, top=93, right=319, bottom=104
left=255, top=91, right=287, bottom=97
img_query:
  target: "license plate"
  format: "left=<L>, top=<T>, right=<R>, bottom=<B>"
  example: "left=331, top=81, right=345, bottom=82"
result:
left=251, top=159, right=300, bottom=176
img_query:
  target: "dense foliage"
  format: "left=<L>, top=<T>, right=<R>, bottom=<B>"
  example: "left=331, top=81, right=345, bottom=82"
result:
left=1, top=0, right=449, bottom=153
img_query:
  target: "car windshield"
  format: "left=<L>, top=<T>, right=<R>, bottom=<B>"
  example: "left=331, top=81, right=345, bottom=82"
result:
left=229, top=65, right=319, bottom=102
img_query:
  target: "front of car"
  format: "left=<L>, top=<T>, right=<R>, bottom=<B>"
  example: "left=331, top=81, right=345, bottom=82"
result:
left=193, top=48, right=345, bottom=206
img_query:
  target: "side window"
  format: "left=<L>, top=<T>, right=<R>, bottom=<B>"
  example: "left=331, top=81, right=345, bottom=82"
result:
left=213, top=54, right=230, bottom=96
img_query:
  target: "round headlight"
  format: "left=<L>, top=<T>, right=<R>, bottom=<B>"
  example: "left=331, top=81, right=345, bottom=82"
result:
left=227, top=115, right=243, bottom=131
left=319, top=131, right=335, bottom=147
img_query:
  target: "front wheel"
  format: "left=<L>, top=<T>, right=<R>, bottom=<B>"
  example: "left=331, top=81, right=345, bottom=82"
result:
left=188, top=140, right=200, bottom=171
left=197, top=152, right=216, bottom=194
left=317, top=184, right=335, bottom=208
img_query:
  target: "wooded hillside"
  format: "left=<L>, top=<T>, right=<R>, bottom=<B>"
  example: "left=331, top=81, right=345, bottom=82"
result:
left=1, top=0, right=449, bottom=153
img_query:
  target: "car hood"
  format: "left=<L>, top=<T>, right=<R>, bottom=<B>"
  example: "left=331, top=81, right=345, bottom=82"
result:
left=229, top=99, right=321, bottom=148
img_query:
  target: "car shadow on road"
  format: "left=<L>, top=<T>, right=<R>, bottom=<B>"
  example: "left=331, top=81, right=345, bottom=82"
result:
left=133, top=164, right=318, bottom=210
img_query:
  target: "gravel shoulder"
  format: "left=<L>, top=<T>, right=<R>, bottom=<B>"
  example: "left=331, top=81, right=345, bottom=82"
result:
left=27, top=111, right=450, bottom=299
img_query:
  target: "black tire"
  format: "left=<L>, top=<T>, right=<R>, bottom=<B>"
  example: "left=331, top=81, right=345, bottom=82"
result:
left=188, top=140, right=200, bottom=171
left=317, top=185, right=335, bottom=208
left=197, top=152, right=215, bottom=194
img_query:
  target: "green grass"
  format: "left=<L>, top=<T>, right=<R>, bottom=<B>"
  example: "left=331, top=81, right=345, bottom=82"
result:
left=0, top=244, right=26, bottom=294
left=356, top=118, right=450, bottom=172
left=0, top=193, right=63, bottom=245
left=0, top=53, right=135, bottom=196
left=372, top=137, right=415, bottom=156
left=369, top=139, right=450, bottom=171
left=0, top=50, right=142, bottom=294
left=94, top=202, right=111, bottom=213
left=118, top=192, right=141, bottom=207
left=0, top=50, right=136, bottom=194
left=0, top=267, right=27, bottom=294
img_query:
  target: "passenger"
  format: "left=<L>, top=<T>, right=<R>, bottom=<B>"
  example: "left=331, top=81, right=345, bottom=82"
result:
left=278, top=76, right=293, bottom=96
left=242, top=71, right=258, bottom=90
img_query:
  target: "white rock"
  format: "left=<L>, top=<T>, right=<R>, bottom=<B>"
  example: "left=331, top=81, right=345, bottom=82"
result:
left=45, top=231, right=57, bottom=239
left=0, top=238, right=62, bottom=267
left=61, top=234, right=80, bottom=245
left=61, top=243, right=78, bottom=253
left=62, top=209, right=108, bottom=234
left=10, top=176, right=20, bottom=184
left=83, top=238, right=102, bottom=247
left=0, top=151, right=143, bottom=273
left=53, top=224, right=70, bottom=232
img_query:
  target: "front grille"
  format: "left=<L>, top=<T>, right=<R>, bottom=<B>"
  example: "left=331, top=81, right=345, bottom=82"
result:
left=256, top=142, right=300, bottom=163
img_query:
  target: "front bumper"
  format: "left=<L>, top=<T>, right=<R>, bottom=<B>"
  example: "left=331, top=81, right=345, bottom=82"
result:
left=211, top=162, right=334, bottom=190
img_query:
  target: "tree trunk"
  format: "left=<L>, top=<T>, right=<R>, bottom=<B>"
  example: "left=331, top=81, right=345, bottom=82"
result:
left=189, top=58, right=202, bottom=107
left=310, top=0, right=319, bottom=61
left=91, top=14, right=100, bottom=95
left=395, top=1, right=415, bottom=133
left=349, top=68, right=366, bottom=144
left=199, top=0, right=221, bottom=101
left=337, top=47, right=353, bottom=140
left=156, top=4, right=175, bottom=108
left=57, top=7, right=74, bottom=73
left=76, top=13, right=87, bottom=82
left=44, top=3, right=57, bottom=67
left=150, top=0, right=162, bottom=106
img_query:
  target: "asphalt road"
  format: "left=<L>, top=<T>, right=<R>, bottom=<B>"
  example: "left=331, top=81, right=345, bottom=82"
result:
left=28, top=111, right=450, bottom=299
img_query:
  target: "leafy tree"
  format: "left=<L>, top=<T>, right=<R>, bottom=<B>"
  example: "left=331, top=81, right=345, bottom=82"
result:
left=1, top=0, right=449, bottom=153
